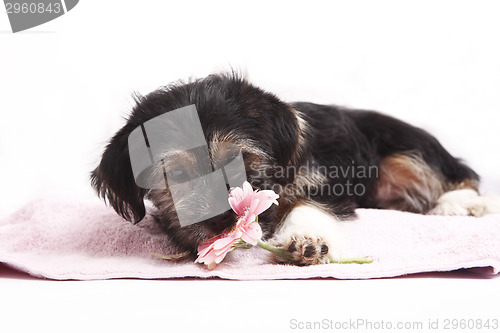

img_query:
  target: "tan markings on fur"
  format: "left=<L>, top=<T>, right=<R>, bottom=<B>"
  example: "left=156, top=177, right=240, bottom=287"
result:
left=210, top=131, right=271, bottom=160
left=450, top=178, right=479, bottom=192
left=375, top=153, right=446, bottom=213
left=289, top=107, right=311, bottom=165
left=294, top=109, right=309, bottom=159
left=160, top=150, right=196, bottom=171
left=209, top=131, right=237, bottom=146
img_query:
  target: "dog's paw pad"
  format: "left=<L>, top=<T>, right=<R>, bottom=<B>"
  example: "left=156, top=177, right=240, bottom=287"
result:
left=275, top=236, right=330, bottom=266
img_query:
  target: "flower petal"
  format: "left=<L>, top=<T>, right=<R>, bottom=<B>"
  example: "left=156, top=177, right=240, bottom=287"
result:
left=228, top=182, right=253, bottom=215
left=228, top=196, right=245, bottom=216
left=196, top=242, right=214, bottom=259
left=212, top=235, right=237, bottom=251
left=247, top=197, right=259, bottom=216
left=213, top=239, right=237, bottom=256
left=214, top=251, right=229, bottom=264
left=242, top=181, right=254, bottom=196
left=195, top=247, right=216, bottom=265
left=251, top=192, right=280, bottom=215
left=254, top=190, right=279, bottom=202
left=241, top=222, right=262, bottom=245
left=236, top=211, right=254, bottom=229
left=197, top=181, right=279, bottom=268
left=230, top=185, right=244, bottom=200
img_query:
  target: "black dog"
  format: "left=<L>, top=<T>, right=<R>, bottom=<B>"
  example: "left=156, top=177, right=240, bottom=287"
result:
left=92, top=73, right=498, bottom=265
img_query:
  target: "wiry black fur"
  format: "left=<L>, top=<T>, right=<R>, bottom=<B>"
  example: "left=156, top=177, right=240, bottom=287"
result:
left=292, top=102, right=479, bottom=210
left=91, top=73, right=479, bottom=258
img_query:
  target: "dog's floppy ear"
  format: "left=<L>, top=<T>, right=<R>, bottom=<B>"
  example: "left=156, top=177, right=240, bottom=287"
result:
left=91, top=129, right=146, bottom=223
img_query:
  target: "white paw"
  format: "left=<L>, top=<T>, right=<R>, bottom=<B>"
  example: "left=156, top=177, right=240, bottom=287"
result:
left=274, top=235, right=330, bottom=265
left=429, top=189, right=500, bottom=217
left=268, top=204, right=345, bottom=265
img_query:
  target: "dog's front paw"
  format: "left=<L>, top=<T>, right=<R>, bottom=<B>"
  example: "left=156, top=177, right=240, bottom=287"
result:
left=272, top=235, right=330, bottom=266
left=268, top=204, right=342, bottom=266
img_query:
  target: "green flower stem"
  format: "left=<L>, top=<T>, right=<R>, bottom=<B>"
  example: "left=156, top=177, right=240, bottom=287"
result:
left=151, top=252, right=190, bottom=260
left=256, top=240, right=373, bottom=264
left=257, top=240, right=293, bottom=260
left=329, top=256, right=373, bottom=264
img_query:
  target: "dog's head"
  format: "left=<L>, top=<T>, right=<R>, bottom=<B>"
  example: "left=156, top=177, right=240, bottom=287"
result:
left=91, top=73, right=308, bottom=252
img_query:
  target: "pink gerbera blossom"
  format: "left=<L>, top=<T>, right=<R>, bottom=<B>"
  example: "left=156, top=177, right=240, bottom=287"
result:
left=195, top=181, right=279, bottom=270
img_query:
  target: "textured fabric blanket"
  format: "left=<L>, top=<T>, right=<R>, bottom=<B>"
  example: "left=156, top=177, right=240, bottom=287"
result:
left=1, top=196, right=499, bottom=280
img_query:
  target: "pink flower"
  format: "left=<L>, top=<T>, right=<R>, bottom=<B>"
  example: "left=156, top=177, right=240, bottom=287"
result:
left=195, top=181, right=279, bottom=269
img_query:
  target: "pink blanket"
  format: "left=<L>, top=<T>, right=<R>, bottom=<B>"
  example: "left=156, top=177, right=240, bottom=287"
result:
left=1, top=196, right=499, bottom=280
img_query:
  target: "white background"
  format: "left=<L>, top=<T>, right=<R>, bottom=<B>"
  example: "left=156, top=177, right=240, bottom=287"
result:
left=1, top=1, right=499, bottom=332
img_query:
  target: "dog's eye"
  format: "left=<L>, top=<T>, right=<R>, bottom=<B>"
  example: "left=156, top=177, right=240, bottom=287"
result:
left=167, top=169, right=188, bottom=183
